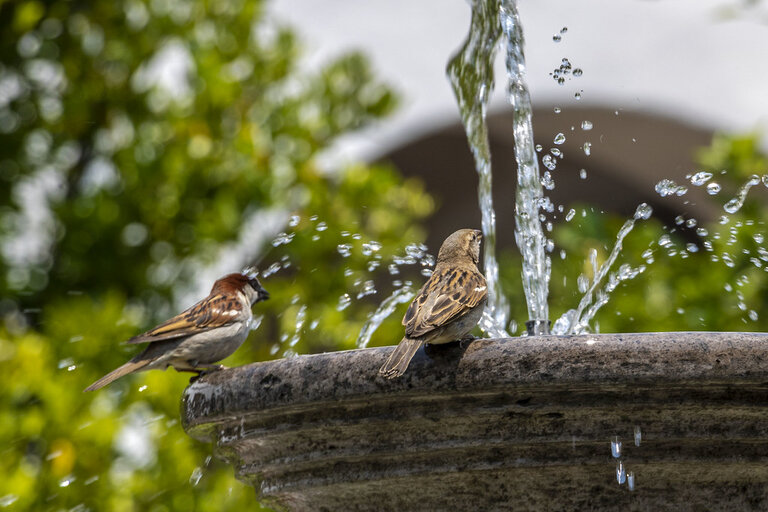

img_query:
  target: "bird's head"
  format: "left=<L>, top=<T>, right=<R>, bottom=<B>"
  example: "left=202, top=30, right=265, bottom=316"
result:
left=436, top=228, right=483, bottom=265
left=213, top=272, right=270, bottom=305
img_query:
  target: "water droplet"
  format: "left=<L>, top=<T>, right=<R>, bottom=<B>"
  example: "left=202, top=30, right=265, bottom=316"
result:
left=580, top=120, right=592, bottom=130
left=582, top=142, right=591, bottom=156
left=553, top=132, right=566, bottom=144
left=615, top=461, right=626, bottom=485
left=262, top=261, right=281, bottom=278
left=634, top=426, right=642, bottom=446
left=550, top=148, right=562, bottom=157
left=361, top=241, right=381, bottom=256
left=553, top=107, right=562, bottom=114
left=190, top=467, right=204, bottom=485
left=356, top=280, right=376, bottom=299
left=610, top=437, right=622, bottom=458
left=535, top=144, right=543, bottom=152
left=634, top=203, right=653, bottom=220
left=288, top=215, right=300, bottom=227
left=271, top=232, right=293, bottom=247
left=579, top=168, right=587, bottom=179
left=627, top=471, right=636, bottom=491
left=59, top=475, right=75, bottom=487
left=577, top=274, right=589, bottom=294
left=724, top=198, right=740, bottom=214
left=337, top=243, right=352, bottom=257
left=541, top=171, right=555, bottom=190
left=574, top=91, right=582, bottom=100
left=565, top=209, right=576, bottom=222
left=138, top=385, right=147, bottom=392
left=560, top=26, right=568, bottom=33
left=706, top=182, right=721, bottom=195
left=573, top=68, right=583, bottom=77
left=542, top=154, right=557, bottom=170
left=315, top=221, right=327, bottom=231
left=749, top=310, right=759, bottom=321
left=553, top=34, right=562, bottom=42
left=689, top=171, right=712, bottom=186
left=336, top=294, right=351, bottom=311
left=0, top=495, right=19, bottom=507
left=655, top=179, right=687, bottom=197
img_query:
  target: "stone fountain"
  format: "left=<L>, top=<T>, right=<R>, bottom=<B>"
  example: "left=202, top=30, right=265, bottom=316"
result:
left=182, top=1, right=768, bottom=510
left=183, top=332, right=768, bottom=510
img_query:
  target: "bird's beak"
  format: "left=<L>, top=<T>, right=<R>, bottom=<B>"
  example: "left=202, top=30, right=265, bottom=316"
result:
left=249, top=277, right=270, bottom=301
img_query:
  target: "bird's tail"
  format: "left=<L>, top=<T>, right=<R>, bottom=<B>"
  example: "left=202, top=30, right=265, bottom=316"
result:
left=379, top=338, right=423, bottom=379
left=84, top=358, right=151, bottom=392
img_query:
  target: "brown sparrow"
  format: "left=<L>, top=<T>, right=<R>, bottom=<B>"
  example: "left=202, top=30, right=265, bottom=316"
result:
left=84, top=273, right=269, bottom=391
left=379, top=229, right=487, bottom=378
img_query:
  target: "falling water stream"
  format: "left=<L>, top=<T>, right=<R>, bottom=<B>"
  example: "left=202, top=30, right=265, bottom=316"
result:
left=449, top=0, right=551, bottom=334
left=499, top=0, right=551, bottom=332
left=446, top=0, right=509, bottom=338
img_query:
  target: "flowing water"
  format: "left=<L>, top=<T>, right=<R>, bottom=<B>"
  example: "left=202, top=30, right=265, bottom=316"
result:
left=446, top=0, right=509, bottom=338
left=499, top=0, right=551, bottom=329
left=447, top=0, right=550, bottom=335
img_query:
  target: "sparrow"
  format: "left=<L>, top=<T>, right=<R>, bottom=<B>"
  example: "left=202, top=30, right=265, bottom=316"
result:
left=84, top=272, right=269, bottom=391
left=379, top=229, right=487, bottom=378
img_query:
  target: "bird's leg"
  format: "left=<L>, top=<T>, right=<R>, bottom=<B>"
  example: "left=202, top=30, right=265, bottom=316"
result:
left=195, top=363, right=228, bottom=372
left=178, top=363, right=227, bottom=384
left=459, top=335, right=477, bottom=349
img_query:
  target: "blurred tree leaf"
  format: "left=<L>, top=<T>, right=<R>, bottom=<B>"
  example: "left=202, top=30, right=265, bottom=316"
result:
left=0, top=1, right=429, bottom=510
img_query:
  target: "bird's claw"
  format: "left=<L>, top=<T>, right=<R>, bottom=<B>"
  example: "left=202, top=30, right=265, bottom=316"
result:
left=188, top=365, right=227, bottom=384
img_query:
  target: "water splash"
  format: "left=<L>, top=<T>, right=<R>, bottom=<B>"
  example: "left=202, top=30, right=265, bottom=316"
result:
left=447, top=0, right=509, bottom=337
left=554, top=203, right=652, bottom=335
left=723, top=174, right=761, bottom=214
left=500, top=0, right=551, bottom=327
left=356, top=285, right=415, bottom=348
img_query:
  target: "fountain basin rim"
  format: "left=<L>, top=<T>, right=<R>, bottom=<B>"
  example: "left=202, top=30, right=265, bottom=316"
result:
left=183, top=331, right=768, bottom=439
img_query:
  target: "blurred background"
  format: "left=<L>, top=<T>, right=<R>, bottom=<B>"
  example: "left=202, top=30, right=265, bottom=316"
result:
left=2, top=0, right=768, bottom=510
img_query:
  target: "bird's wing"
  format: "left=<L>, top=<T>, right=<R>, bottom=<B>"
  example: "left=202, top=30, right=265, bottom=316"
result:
left=403, top=268, right=487, bottom=339
left=126, top=293, right=244, bottom=344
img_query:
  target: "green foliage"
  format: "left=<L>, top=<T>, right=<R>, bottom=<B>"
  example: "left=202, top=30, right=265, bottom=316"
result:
left=0, top=0, right=430, bottom=510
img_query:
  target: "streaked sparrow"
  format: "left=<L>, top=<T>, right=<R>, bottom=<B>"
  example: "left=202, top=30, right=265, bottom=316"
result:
left=85, top=272, right=269, bottom=391
left=380, top=229, right=487, bottom=378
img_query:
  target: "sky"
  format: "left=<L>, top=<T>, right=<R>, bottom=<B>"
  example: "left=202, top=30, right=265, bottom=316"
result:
left=270, top=0, right=768, bottom=163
